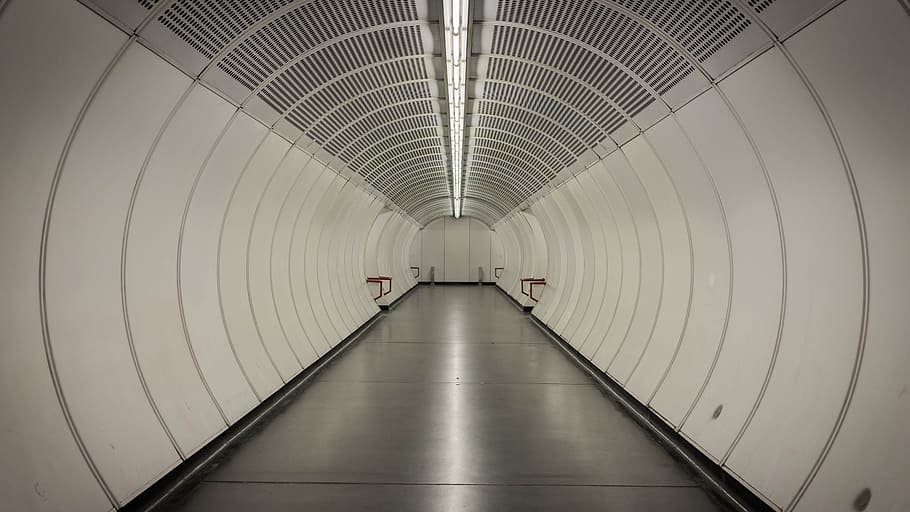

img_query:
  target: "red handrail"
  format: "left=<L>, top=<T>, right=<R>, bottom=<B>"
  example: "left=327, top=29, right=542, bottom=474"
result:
left=494, top=267, right=504, bottom=279
left=520, top=277, right=547, bottom=302
left=366, top=276, right=392, bottom=300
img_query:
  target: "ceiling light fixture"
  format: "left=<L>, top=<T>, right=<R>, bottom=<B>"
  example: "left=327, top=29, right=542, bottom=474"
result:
left=444, top=0, right=469, bottom=218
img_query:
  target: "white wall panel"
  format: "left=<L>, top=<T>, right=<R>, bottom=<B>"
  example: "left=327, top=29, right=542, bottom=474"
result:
left=559, top=180, right=596, bottom=344
left=373, top=211, right=400, bottom=305
left=491, top=230, right=504, bottom=272
left=124, top=84, right=233, bottom=455
left=675, top=88, right=783, bottom=461
left=443, top=216, right=470, bottom=282
left=304, top=177, right=345, bottom=340
left=387, top=215, right=419, bottom=301
left=0, top=0, right=124, bottom=508
left=578, top=162, right=634, bottom=362
left=592, top=152, right=659, bottom=377
left=418, top=216, right=493, bottom=283
left=248, top=147, right=312, bottom=381
left=787, top=0, right=910, bottom=509
left=621, top=137, right=693, bottom=404
left=552, top=185, right=589, bottom=338
left=492, top=218, right=522, bottom=298
left=509, top=214, right=532, bottom=302
left=330, top=188, right=364, bottom=325
left=502, top=216, right=525, bottom=302
left=468, top=217, right=492, bottom=282
left=521, top=211, right=548, bottom=308
left=44, top=42, right=185, bottom=503
left=270, top=157, right=325, bottom=368
left=754, top=0, right=836, bottom=39
left=572, top=171, right=619, bottom=357
left=348, top=195, right=382, bottom=321
left=530, top=196, right=560, bottom=324
left=356, top=197, right=387, bottom=317
left=180, top=116, right=265, bottom=424
left=721, top=47, right=864, bottom=508
left=220, top=130, right=288, bottom=399
left=500, top=217, right=527, bottom=301
left=646, top=117, right=731, bottom=427
left=364, top=210, right=418, bottom=306
left=355, top=201, right=386, bottom=314
left=394, top=218, right=419, bottom=294
left=403, top=223, right=421, bottom=288
left=409, top=229, right=423, bottom=275
left=531, top=198, right=561, bottom=319
left=523, top=212, right=548, bottom=282
left=365, top=211, right=392, bottom=298
left=296, top=173, right=344, bottom=349
left=322, top=186, right=363, bottom=332
left=421, top=218, right=445, bottom=282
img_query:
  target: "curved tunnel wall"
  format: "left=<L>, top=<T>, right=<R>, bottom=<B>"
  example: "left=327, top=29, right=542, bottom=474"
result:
left=0, top=0, right=418, bottom=508
left=2, top=0, right=910, bottom=511
left=494, top=0, right=910, bottom=510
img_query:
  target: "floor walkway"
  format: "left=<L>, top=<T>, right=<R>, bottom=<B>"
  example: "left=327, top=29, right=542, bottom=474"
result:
left=172, top=286, right=723, bottom=511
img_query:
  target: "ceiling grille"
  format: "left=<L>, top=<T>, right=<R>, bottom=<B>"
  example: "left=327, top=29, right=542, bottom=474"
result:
left=158, top=0, right=296, bottom=59
left=218, top=0, right=418, bottom=89
left=462, top=0, right=763, bottom=216
left=253, top=26, right=426, bottom=113
left=98, top=0, right=777, bottom=224
left=747, top=0, right=779, bottom=14
left=485, top=58, right=626, bottom=138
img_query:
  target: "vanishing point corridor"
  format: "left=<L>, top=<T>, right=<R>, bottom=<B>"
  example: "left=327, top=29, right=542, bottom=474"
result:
left=170, top=286, right=721, bottom=511
left=4, top=1, right=909, bottom=510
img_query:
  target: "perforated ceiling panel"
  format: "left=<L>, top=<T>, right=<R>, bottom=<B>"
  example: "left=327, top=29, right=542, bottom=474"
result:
left=463, top=0, right=769, bottom=216
left=86, top=0, right=776, bottom=225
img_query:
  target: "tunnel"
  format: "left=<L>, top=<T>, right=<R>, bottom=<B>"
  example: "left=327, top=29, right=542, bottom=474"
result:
left=1, top=0, right=908, bottom=510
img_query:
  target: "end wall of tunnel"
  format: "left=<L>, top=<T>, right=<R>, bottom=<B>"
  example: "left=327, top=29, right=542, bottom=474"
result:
left=1, top=0, right=910, bottom=511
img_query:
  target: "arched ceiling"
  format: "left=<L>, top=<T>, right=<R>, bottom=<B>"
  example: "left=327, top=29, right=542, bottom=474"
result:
left=87, top=0, right=788, bottom=227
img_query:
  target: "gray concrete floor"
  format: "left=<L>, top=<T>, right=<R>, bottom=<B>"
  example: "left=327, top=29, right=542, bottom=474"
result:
left=170, top=285, right=724, bottom=511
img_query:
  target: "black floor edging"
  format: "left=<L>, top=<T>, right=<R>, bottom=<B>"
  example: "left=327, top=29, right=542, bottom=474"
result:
left=493, top=283, right=535, bottom=312
left=526, top=315, right=774, bottom=512
left=417, top=281, right=496, bottom=286
left=120, top=312, right=384, bottom=512
left=382, top=282, right=420, bottom=310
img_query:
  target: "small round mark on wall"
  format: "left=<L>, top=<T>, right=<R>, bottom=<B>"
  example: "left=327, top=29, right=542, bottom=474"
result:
left=853, top=487, right=871, bottom=511
left=711, top=404, right=723, bottom=419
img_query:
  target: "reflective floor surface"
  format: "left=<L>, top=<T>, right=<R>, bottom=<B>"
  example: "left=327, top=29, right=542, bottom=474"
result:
left=170, top=285, right=725, bottom=511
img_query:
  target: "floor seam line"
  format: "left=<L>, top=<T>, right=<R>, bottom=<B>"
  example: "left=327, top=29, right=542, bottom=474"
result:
left=201, top=481, right=701, bottom=488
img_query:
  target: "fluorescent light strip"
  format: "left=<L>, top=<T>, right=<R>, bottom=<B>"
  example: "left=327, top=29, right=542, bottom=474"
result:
left=444, top=0, right=469, bottom=217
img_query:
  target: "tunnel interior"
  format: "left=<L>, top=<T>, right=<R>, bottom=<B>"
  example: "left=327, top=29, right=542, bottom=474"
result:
left=1, top=0, right=909, bottom=510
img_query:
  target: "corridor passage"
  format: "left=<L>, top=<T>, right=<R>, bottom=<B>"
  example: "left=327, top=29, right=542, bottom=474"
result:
left=171, top=286, right=723, bottom=511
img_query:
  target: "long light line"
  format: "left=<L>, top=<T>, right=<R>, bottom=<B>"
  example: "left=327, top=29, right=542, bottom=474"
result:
left=444, top=0, right=469, bottom=218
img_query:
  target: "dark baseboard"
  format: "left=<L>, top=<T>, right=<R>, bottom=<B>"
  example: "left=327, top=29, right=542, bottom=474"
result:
left=493, top=283, right=534, bottom=312
left=120, top=313, right=384, bottom=512
left=527, top=315, right=773, bottom=512
left=417, top=281, right=496, bottom=286
left=381, top=282, right=420, bottom=310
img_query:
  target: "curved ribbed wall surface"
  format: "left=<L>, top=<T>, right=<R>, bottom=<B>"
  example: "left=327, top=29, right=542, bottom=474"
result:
left=493, top=2, right=910, bottom=509
left=0, top=1, right=419, bottom=508
left=1, top=0, right=909, bottom=510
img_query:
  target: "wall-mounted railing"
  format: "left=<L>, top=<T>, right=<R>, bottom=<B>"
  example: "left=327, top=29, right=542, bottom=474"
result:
left=520, top=277, right=546, bottom=302
left=366, top=276, right=392, bottom=300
